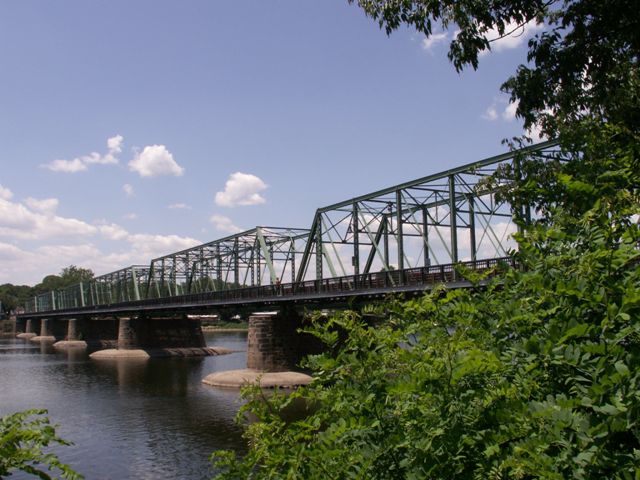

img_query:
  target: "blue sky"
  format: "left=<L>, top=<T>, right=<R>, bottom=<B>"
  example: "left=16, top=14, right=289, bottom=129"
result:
left=0, top=1, right=542, bottom=285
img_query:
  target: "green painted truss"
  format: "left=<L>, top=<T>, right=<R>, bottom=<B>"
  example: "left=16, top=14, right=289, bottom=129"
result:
left=23, top=140, right=562, bottom=313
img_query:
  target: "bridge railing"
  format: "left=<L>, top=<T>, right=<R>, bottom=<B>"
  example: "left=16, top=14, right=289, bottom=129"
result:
left=21, top=256, right=516, bottom=316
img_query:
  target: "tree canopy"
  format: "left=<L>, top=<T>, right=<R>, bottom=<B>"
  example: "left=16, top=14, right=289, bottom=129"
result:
left=1, top=265, right=94, bottom=313
left=210, top=1, right=639, bottom=478
left=348, top=0, right=639, bottom=139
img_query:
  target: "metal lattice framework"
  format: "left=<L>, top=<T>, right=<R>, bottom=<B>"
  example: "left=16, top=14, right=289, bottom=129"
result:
left=89, top=265, right=151, bottom=305
left=145, top=227, right=310, bottom=298
left=295, top=140, right=561, bottom=287
left=21, top=140, right=563, bottom=314
left=28, top=265, right=150, bottom=312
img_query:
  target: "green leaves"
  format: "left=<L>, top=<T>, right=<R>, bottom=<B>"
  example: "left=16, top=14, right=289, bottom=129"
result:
left=212, top=119, right=639, bottom=479
left=0, top=409, right=83, bottom=479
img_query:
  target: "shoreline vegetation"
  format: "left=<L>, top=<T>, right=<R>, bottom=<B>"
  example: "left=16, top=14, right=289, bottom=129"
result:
left=202, top=325, right=248, bottom=332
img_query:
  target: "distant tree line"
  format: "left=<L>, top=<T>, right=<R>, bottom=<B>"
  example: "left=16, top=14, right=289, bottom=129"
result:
left=0, top=265, right=94, bottom=315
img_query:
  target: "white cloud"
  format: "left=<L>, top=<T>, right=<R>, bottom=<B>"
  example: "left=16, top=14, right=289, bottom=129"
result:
left=0, top=198, right=97, bottom=240
left=123, top=184, right=134, bottom=197
left=0, top=185, right=13, bottom=200
left=527, top=123, right=546, bottom=142
left=107, top=135, right=124, bottom=154
left=123, top=213, right=138, bottom=220
left=98, top=223, right=129, bottom=241
left=128, top=145, right=184, bottom=177
left=503, top=101, right=518, bottom=121
left=481, top=99, right=519, bottom=122
left=0, top=189, right=204, bottom=284
left=126, top=233, right=201, bottom=259
left=168, top=203, right=191, bottom=210
left=42, top=134, right=123, bottom=173
left=44, top=158, right=88, bottom=173
left=482, top=105, right=499, bottom=121
left=421, top=32, right=448, bottom=52
left=210, top=214, right=243, bottom=234
left=215, top=172, right=267, bottom=207
left=24, top=197, right=59, bottom=214
left=480, top=20, right=544, bottom=56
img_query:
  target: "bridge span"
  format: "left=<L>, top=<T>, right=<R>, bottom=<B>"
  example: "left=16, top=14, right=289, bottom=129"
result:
left=15, top=140, right=560, bottom=366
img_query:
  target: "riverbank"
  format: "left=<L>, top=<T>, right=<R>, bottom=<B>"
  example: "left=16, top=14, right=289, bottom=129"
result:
left=201, top=323, right=247, bottom=332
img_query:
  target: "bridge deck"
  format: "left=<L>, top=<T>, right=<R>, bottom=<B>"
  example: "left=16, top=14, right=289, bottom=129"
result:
left=17, top=257, right=515, bottom=320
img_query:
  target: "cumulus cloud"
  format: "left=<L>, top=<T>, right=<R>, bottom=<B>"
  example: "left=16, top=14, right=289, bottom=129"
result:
left=43, top=134, right=123, bottom=173
left=45, top=158, right=88, bottom=173
left=107, top=135, right=124, bottom=154
left=126, top=233, right=201, bottom=259
left=0, top=185, right=13, bottom=200
left=481, top=20, right=544, bottom=55
left=482, top=105, right=499, bottom=121
left=98, top=222, right=129, bottom=241
left=210, top=214, right=243, bottom=234
left=0, top=190, right=204, bottom=284
left=503, top=101, right=518, bottom=121
left=168, top=203, right=191, bottom=210
left=0, top=197, right=97, bottom=239
left=128, top=145, right=184, bottom=177
left=481, top=99, right=519, bottom=122
left=215, top=172, right=267, bottom=207
left=24, top=197, right=59, bottom=214
left=421, top=32, right=448, bottom=52
left=123, top=184, right=134, bottom=197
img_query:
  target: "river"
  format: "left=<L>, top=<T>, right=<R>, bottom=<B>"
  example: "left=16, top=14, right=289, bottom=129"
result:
left=0, top=331, right=248, bottom=479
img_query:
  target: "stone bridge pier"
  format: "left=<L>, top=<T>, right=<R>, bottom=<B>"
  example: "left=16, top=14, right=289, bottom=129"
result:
left=90, top=315, right=232, bottom=359
left=53, top=317, right=119, bottom=350
left=203, top=309, right=322, bottom=388
left=29, top=318, right=58, bottom=343
left=16, top=318, right=38, bottom=339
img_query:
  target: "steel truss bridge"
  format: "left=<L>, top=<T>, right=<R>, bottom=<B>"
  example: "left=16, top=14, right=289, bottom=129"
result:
left=21, top=140, right=561, bottom=318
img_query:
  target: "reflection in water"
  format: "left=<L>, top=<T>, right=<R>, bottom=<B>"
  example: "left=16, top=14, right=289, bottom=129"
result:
left=0, top=332, right=248, bottom=480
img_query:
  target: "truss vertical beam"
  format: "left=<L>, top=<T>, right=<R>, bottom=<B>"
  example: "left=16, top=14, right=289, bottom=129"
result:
left=396, top=189, right=404, bottom=272
left=353, top=203, right=360, bottom=284
left=449, top=174, right=458, bottom=263
left=256, top=227, right=277, bottom=284
left=469, top=194, right=477, bottom=261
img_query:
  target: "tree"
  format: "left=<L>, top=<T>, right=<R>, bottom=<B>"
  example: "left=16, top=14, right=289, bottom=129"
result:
left=0, top=409, right=82, bottom=479
left=210, top=1, right=639, bottom=478
left=59, top=266, right=94, bottom=286
left=347, top=0, right=639, bottom=139
left=32, top=266, right=95, bottom=297
left=212, top=165, right=640, bottom=478
left=0, top=283, right=32, bottom=314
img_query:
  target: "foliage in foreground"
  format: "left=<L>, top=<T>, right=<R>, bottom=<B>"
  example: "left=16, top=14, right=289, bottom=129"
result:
left=212, top=148, right=639, bottom=478
left=0, top=409, right=82, bottom=480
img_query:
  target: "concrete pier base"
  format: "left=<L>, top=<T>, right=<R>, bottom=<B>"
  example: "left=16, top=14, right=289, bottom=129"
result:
left=17, top=319, right=36, bottom=339
left=17, top=332, right=37, bottom=339
left=203, top=311, right=318, bottom=389
left=30, top=319, right=56, bottom=343
left=53, top=319, right=87, bottom=349
left=91, top=346, right=233, bottom=359
left=202, top=369, right=312, bottom=389
left=53, top=340, right=88, bottom=349
left=89, top=316, right=232, bottom=359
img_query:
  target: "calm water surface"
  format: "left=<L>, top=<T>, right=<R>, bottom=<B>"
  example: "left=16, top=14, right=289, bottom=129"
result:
left=0, top=332, right=248, bottom=480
